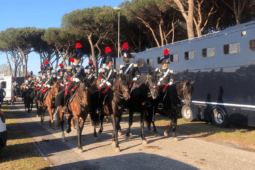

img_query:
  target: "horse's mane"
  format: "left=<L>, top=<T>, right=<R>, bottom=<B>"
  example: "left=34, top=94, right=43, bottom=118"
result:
left=113, top=74, right=129, bottom=88
left=136, top=72, right=158, bottom=86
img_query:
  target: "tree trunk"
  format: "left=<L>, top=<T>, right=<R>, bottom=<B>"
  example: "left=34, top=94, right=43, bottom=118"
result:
left=5, top=52, right=12, bottom=76
left=88, top=33, right=98, bottom=76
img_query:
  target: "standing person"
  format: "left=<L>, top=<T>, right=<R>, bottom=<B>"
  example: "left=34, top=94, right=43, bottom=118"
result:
left=0, top=82, right=6, bottom=107
left=155, top=48, right=174, bottom=109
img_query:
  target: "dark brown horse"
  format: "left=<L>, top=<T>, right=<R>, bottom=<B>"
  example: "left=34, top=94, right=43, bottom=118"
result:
left=90, top=73, right=130, bottom=152
left=63, top=79, right=92, bottom=152
left=146, top=79, right=194, bottom=141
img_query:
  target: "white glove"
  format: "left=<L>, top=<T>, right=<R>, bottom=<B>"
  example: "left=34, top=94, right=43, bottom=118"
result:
left=60, top=83, right=64, bottom=86
left=133, top=77, right=137, bottom=81
left=119, top=70, right=123, bottom=74
left=73, top=77, right=80, bottom=82
left=57, top=76, right=61, bottom=79
left=103, top=80, right=111, bottom=86
left=46, top=84, right=52, bottom=88
left=169, top=82, right=173, bottom=85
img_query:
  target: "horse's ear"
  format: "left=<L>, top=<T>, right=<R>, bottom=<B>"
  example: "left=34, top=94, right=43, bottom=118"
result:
left=190, top=81, right=195, bottom=84
left=149, top=68, right=152, bottom=75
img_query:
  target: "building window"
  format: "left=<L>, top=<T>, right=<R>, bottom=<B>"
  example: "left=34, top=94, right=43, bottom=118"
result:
left=157, top=57, right=162, bottom=64
left=170, top=54, right=179, bottom=62
left=249, top=40, right=255, bottom=51
left=223, top=43, right=240, bottom=55
left=137, top=59, right=144, bottom=67
left=146, top=58, right=154, bottom=66
left=202, top=47, right=215, bottom=58
left=184, top=51, right=196, bottom=60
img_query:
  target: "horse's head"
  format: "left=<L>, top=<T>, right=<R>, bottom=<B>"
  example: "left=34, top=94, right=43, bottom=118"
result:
left=51, top=81, right=60, bottom=98
left=177, top=80, right=194, bottom=106
left=78, top=79, right=90, bottom=106
left=115, top=73, right=130, bottom=101
left=147, top=71, right=159, bottom=100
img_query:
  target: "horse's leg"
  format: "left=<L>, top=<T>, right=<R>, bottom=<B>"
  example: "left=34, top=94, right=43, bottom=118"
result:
left=98, top=114, right=104, bottom=134
left=111, top=114, right=120, bottom=152
left=59, top=107, right=66, bottom=142
left=77, top=116, right=84, bottom=153
left=116, top=115, right=122, bottom=136
left=66, top=114, right=73, bottom=133
left=141, top=109, right=147, bottom=144
left=40, top=107, right=44, bottom=125
left=164, top=108, right=174, bottom=137
left=172, top=108, right=178, bottom=141
left=151, top=106, right=158, bottom=136
left=105, top=115, right=109, bottom=123
left=126, top=108, right=133, bottom=140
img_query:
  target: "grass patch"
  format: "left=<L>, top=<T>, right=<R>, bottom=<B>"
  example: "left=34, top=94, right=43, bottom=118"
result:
left=0, top=105, right=52, bottom=170
left=123, top=112, right=255, bottom=149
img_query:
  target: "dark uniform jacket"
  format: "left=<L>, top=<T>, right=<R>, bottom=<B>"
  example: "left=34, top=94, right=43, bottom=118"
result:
left=156, top=68, right=174, bottom=85
left=70, top=64, right=86, bottom=80
left=104, top=67, right=117, bottom=85
left=119, top=63, right=141, bottom=79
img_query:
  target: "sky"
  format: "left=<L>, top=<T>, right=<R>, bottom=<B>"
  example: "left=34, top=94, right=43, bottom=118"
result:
left=0, top=0, right=123, bottom=75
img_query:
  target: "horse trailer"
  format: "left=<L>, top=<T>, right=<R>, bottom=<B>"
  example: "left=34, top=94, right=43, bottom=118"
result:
left=0, top=74, right=13, bottom=104
left=114, top=21, right=255, bottom=128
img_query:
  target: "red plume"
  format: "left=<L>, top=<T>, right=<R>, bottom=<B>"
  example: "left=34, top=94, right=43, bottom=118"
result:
left=45, top=60, right=49, bottom=65
left=163, top=48, right=169, bottom=56
left=25, top=75, right=27, bottom=78
left=122, top=42, right=129, bottom=50
left=89, top=59, right=92, bottom=63
left=92, top=65, right=95, bottom=69
left=71, top=57, right=74, bottom=63
left=12, top=79, right=14, bottom=81
left=59, top=63, right=63, bottom=67
left=75, top=43, right=82, bottom=49
left=30, top=71, right=33, bottom=73
left=41, top=64, right=43, bottom=68
left=105, top=46, right=112, bottom=54
left=15, top=78, right=17, bottom=80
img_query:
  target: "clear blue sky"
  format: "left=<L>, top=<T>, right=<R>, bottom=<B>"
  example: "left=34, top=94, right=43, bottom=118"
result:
left=0, top=0, right=123, bottom=75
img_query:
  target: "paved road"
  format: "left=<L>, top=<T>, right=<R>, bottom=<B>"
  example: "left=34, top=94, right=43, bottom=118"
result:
left=7, top=100, right=255, bottom=170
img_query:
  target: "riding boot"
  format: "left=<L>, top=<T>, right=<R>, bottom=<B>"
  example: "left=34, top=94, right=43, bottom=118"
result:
left=62, top=95, right=69, bottom=114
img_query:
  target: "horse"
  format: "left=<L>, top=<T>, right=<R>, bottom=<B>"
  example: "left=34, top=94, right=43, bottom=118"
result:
left=90, top=73, right=130, bottom=152
left=24, top=88, right=35, bottom=113
left=146, top=79, right=194, bottom=140
left=38, top=81, right=60, bottom=129
left=125, top=72, right=159, bottom=144
left=62, top=78, right=92, bottom=152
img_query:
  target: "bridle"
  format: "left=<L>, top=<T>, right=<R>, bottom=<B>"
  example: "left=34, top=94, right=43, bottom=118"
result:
left=114, top=78, right=129, bottom=100
left=146, top=75, right=158, bottom=97
left=178, top=81, right=192, bottom=103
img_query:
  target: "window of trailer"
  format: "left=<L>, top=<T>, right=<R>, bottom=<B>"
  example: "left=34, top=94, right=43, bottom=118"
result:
left=147, top=58, right=154, bottom=66
left=1, top=81, right=6, bottom=89
left=202, top=47, right=215, bottom=58
left=249, top=40, right=255, bottom=51
left=157, top=57, right=162, bottom=64
left=184, top=51, right=196, bottom=60
left=223, top=43, right=240, bottom=55
left=170, top=54, right=179, bottom=62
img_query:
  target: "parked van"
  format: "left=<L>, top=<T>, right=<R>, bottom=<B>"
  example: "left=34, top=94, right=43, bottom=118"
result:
left=0, top=74, right=13, bottom=104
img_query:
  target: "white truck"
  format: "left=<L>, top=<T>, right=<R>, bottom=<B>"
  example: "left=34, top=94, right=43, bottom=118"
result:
left=0, top=74, right=13, bottom=104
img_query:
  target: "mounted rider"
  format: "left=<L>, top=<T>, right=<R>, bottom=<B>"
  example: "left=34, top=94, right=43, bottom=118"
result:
left=156, top=48, right=174, bottom=109
left=85, top=59, right=95, bottom=81
left=104, top=47, right=117, bottom=85
left=118, top=42, right=141, bottom=88
left=62, top=43, right=86, bottom=114
left=57, top=63, right=68, bottom=88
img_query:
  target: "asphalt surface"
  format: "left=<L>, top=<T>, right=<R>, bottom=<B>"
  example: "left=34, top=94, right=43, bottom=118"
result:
left=5, top=100, right=255, bottom=170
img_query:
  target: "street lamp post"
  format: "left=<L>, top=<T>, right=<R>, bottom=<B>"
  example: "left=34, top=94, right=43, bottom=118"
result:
left=114, top=7, right=120, bottom=58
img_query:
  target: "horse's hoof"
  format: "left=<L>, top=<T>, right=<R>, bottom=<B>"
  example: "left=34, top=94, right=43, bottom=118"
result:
left=174, top=137, right=178, bottom=141
left=94, top=137, right=98, bottom=141
left=99, top=129, right=102, bottom=134
left=164, top=131, right=168, bottom=137
left=154, top=133, right=160, bottom=137
left=66, top=129, right=71, bottom=133
left=112, top=141, right=115, bottom=146
left=126, top=136, right=131, bottom=140
left=78, top=148, right=83, bottom=153
left=142, top=140, right=148, bottom=144
left=115, top=147, right=120, bottom=152
left=118, top=131, right=122, bottom=136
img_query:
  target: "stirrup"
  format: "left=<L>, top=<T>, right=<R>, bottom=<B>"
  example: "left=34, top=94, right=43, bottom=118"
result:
left=158, top=103, right=163, bottom=109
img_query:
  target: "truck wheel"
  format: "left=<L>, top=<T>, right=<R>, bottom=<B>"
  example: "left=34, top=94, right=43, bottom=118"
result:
left=211, top=107, right=228, bottom=128
left=181, top=105, right=194, bottom=122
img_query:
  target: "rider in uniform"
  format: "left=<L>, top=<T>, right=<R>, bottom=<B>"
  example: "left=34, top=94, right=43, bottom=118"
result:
left=85, top=59, right=95, bottom=80
left=62, top=43, right=86, bottom=114
left=155, top=48, right=174, bottom=109
left=118, top=43, right=141, bottom=88
left=57, top=63, right=67, bottom=88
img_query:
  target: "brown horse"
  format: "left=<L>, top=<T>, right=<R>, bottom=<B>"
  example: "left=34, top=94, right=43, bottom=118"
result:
left=38, top=82, right=60, bottom=129
left=90, top=73, right=130, bottom=152
left=63, top=79, right=92, bottom=152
